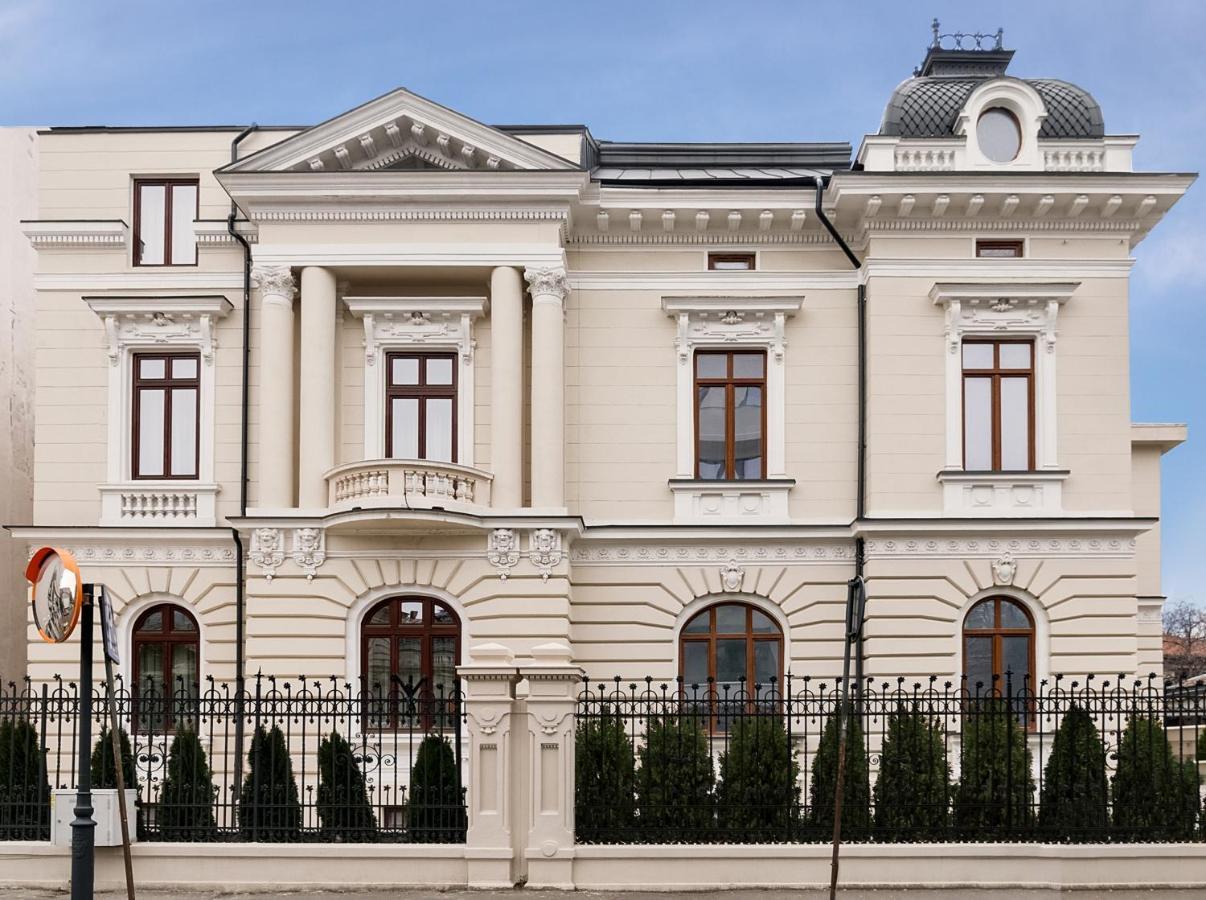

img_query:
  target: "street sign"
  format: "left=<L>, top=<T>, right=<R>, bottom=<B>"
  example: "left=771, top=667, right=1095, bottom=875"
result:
left=98, top=587, right=120, bottom=665
left=26, top=547, right=83, bottom=643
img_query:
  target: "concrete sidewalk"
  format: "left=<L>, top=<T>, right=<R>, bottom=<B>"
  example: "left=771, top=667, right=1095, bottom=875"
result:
left=8, top=890, right=1205, bottom=899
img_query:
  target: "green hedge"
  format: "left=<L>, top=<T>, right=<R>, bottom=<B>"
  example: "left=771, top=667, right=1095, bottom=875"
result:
left=0, top=718, right=50, bottom=840
left=408, top=735, right=466, bottom=843
left=952, top=699, right=1033, bottom=837
left=317, top=731, right=376, bottom=840
left=634, top=713, right=714, bottom=841
left=809, top=708, right=870, bottom=838
left=874, top=708, right=950, bottom=839
left=717, top=714, right=799, bottom=841
left=1038, top=705, right=1107, bottom=840
left=575, top=711, right=635, bottom=842
left=1111, top=716, right=1199, bottom=840
left=239, top=725, right=301, bottom=841
left=157, top=727, right=217, bottom=841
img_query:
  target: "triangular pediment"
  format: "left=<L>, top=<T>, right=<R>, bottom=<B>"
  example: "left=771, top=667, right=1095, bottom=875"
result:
left=221, top=87, right=577, bottom=174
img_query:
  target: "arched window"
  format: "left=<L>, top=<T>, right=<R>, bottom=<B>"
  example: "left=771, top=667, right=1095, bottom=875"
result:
left=963, top=596, right=1035, bottom=696
left=131, top=603, right=200, bottom=732
left=680, top=602, right=783, bottom=697
left=361, top=596, right=460, bottom=728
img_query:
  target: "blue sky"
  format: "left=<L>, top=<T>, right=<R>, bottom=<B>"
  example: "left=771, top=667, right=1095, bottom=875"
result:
left=2, top=0, right=1203, bottom=602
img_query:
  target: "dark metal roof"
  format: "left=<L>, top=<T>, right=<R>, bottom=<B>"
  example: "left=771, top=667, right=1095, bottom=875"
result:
left=880, top=76, right=1104, bottom=139
left=591, top=141, right=850, bottom=186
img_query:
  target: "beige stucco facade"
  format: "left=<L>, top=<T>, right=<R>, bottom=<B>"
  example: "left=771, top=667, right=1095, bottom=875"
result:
left=7, top=60, right=1193, bottom=700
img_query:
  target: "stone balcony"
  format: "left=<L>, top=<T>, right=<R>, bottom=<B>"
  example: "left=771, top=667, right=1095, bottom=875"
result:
left=325, top=459, right=493, bottom=514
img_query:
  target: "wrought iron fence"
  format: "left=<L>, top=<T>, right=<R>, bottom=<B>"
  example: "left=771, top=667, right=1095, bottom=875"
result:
left=0, top=674, right=466, bottom=843
left=575, top=673, right=1206, bottom=845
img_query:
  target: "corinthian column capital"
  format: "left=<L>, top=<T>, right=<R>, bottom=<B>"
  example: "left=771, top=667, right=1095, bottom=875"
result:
left=251, top=264, right=297, bottom=300
left=524, top=266, right=569, bottom=304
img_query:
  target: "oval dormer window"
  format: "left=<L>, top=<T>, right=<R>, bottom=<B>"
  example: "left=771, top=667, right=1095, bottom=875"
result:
left=977, top=107, right=1022, bottom=162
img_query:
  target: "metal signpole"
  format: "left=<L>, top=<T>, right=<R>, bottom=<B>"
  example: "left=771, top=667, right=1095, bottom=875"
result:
left=70, top=590, right=95, bottom=900
left=96, top=585, right=136, bottom=900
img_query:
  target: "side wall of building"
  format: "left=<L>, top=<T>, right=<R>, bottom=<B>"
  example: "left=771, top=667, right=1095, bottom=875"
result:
left=0, top=128, right=38, bottom=684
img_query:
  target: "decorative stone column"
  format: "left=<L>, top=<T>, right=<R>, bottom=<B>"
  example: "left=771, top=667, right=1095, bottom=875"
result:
left=490, top=267, right=524, bottom=509
left=252, top=265, right=297, bottom=508
left=298, top=266, right=337, bottom=509
left=518, top=642, right=582, bottom=890
left=525, top=268, right=569, bottom=511
left=459, top=643, right=521, bottom=889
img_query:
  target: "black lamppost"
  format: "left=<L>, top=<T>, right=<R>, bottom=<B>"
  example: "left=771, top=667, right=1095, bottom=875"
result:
left=70, top=586, right=96, bottom=900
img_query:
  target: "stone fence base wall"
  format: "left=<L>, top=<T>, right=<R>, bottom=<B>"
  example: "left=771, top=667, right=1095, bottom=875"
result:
left=3, top=841, right=1206, bottom=892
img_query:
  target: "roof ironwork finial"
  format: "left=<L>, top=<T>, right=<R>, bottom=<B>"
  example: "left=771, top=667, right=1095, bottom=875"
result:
left=928, top=22, right=1006, bottom=52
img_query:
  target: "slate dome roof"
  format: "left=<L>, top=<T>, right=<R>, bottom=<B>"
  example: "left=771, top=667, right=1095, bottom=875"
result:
left=879, top=44, right=1105, bottom=140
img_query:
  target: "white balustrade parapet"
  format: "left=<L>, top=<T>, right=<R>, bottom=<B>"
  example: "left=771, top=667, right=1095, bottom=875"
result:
left=326, top=459, right=493, bottom=513
left=99, top=482, right=220, bottom=526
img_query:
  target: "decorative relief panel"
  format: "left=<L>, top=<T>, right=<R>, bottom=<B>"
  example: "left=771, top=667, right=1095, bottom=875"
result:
left=864, top=535, right=1135, bottom=559
left=85, top=297, right=233, bottom=365
left=571, top=542, right=854, bottom=566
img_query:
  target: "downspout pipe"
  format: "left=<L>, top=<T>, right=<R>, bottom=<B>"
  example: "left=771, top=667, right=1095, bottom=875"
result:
left=810, top=174, right=867, bottom=900
left=227, top=124, right=256, bottom=796
left=227, top=123, right=256, bottom=694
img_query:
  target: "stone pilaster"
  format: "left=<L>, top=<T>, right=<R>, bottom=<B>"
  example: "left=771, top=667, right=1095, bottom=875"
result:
left=525, top=267, right=569, bottom=511
left=252, top=265, right=297, bottom=508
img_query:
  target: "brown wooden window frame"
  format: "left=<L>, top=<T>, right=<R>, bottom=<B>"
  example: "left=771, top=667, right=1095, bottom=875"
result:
left=132, top=351, right=201, bottom=480
left=694, top=349, right=767, bottom=480
left=707, top=252, right=756, bottom=271
left=962, top=595, right=1037, bottom=726
left=975, top=239, right=1024, bottom=259
left=133, top=178, right=200, bottom=267
left=384, top=351, right=458, bottom=462
left=961, top=338, right=1035, bottom=472
left=131, top=603, right=200, bottom=733
left=361, top=596, right=461, bottom=730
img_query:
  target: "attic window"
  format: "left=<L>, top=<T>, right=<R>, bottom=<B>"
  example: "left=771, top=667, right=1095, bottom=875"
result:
left=976, top=108, right=1021, bottom=163
left=976, top=240, right=1024, bottom=259
left=708, top=253, right=756, bottom=271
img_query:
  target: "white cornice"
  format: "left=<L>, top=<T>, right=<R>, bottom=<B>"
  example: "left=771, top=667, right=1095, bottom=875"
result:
left=251, top=206, right=570, bottom=223
left=23, top=220, right=128, bottom=250
left=565, top=230, right=845, bottom=246
left=6, top=526, right=236, bottom=567
left=251, top=243, right=565, bottom=269
left=662, top=296, right=805, bottom=315
left=193, top=219, right=258, bottom=244
left=829, top=172, right=1195, bottom=198
left=83, top=295, right=234, bottom=364
left=929, top=281, right=1079, bottom=306
left=82, top=295, right=234, bottom=317
left=343, top=296, right=487, bottom=317
left=34, top=273, right=243, bottom=291
left=868, top=258, right=1130, bottom=280
left=570, top=271, right=855, bottom=291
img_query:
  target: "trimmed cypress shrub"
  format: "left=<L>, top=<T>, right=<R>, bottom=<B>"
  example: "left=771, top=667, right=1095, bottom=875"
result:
left=317, top=731, right=376, bottom=840
left=157, top=727, right=217, bottom=841
left=809, top=708, right=871, bottom=838
left=91, top=725, right=139, bottom=790
left=0, top=718, right=50, bottom=840
left=1197, top=726, right=1206, bottom=762
left=874, top=708, right=950, bottom=839
left=407, top=735, right=466, bottom=843
left=239, top=725, right=301, bottom=841
left=1111, top=715, right=1199, bottom=840
left=634, top=713, right=715, bottom=841
left=716, top=714, right=799, bottom=841
left=574, top=710, right=635, bottom=843
left=1038, top=705, right=1108, bottom=840
left=952, top=698, right=1033, bottom=837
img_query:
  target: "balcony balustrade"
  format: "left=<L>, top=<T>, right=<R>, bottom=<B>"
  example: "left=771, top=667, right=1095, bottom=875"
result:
left=325, top=458, right=493, bottom=513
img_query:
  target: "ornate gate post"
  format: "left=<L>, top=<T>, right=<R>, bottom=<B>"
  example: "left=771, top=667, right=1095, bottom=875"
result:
left=459, top=642, right=520, bottom=888
left=518, top=642, right=583, bottom=889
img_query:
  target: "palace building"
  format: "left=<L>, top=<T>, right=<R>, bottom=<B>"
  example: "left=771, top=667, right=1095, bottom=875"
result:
left=8, top=36, right=1192, bottom=708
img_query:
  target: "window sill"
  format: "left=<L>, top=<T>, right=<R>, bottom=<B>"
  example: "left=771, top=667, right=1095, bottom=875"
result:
left=668, top=478, right=795, bottom=524
left=936, top=469, right=1068, bottom=517
left=99, top=481, right=219, bottom=527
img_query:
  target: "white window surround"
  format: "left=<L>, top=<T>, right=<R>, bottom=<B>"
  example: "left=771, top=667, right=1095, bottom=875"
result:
left=662, top=295, right=802, bottom=524
left=342, top=295, right=486, bottom=466
left=83, top=295, right=231, bottom=527
left=955, top=78, right=1048, bottom=171
left=931, top=281, right=1078, bottom=517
